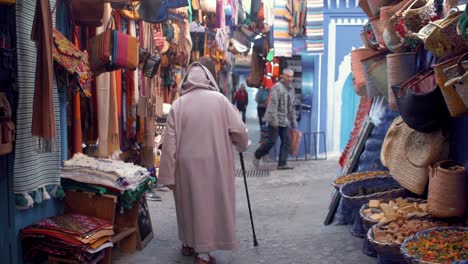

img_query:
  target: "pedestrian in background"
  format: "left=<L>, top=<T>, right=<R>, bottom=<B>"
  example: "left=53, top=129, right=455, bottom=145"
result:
left=253, top=68, right=296, bottom=170
left=255, top=86, right=269, bottom=128
left=233, top=84, right=248, bottom=123
left=158, top=58, right=250, bottom=264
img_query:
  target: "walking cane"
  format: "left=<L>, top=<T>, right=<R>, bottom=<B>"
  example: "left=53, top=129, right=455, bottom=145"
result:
left=239, top=152, right=259, bottom=247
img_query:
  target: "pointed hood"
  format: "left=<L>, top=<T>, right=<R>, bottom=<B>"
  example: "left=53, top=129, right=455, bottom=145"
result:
left=179, top=62, right=220, bottom=96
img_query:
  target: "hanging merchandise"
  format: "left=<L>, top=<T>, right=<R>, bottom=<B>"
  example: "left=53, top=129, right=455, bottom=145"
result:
left=428, top=160, right=466, bottom=218
left=118, top=1, right=140, bottom=20
left=433, top=52, right=468, bottom=117
left=163, top=20, right=175, bottom=42
left=0, top=0, right=15, bottom=4
left=70, top=0, right=105, bottom=27
left=87, top=19, right=139, bottom=76
left=392, top=71, right=451, bottom=133
left=285, top=0, right=307, bottom=37
left=414, top=11, right=467, bottom=57
left=246, top=51, right=264, bottom=88
left=380, top=116, right=449, bottom=195
left=0, top=93, right=14, bottom=156
left=273, top=0, right=293, bottom=57
left=139, top=0, right=168, bottom=23
left=200, top=0, right=216, bottom=13
left=167, top=0, right=189, bottom=8
left=51, top=28, right=92, bottom=97
left=387, top=52, right=418, bottom=110
left=262, top=60, right=275, bottom=89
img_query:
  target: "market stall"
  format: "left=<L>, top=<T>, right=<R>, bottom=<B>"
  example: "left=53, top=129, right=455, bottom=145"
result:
left=327, top=1, right=468, bottom=263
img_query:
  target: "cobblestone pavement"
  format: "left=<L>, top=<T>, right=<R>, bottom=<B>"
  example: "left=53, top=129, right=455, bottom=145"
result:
left=113, top=118, right=375, bottom=264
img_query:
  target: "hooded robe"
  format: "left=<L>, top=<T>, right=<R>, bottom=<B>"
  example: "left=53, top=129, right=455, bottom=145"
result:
left=158, top=63, right=250, bottom=252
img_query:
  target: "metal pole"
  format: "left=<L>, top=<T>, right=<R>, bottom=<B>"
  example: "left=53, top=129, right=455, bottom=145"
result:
left=239, top=152, right=259, bottom=247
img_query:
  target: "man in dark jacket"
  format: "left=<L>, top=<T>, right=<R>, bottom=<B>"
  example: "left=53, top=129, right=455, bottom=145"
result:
left=253, top=69, right=296, bottom=170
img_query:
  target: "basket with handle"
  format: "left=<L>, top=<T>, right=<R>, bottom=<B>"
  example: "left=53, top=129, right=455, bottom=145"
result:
left=427, top=160, right=466, bottom=218
left=351, top=48, right=379, bottom=96
left=386, top=52, right=417, bottom=110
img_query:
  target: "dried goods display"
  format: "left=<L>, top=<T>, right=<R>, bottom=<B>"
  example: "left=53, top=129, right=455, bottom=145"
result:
left=362, top=197, right=429, bottom=223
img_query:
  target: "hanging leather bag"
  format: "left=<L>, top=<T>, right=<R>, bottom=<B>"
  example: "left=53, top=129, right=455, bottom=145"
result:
left=392, top=70, right=451, bottom=133
left=70, top=0, right=105, bottom=27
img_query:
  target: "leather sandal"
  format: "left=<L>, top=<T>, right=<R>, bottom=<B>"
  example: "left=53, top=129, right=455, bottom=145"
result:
left=194, top=255, right=216, bottom=264
left=181, top=245, right=195, bottom=256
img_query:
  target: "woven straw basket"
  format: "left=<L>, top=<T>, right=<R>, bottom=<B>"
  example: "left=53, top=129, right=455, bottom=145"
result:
left=351, top=48, right=379, bottom=96
left=433, top=52, right=468, bottom=117
left=428, top=160, right=466, bottom=218
left=369, top=15, right=385, bottom=47
left=361, top=50, right=389, bottom=97
left=387, top=52, right=417, bottom=110
left=367, top=58, right=389, bottom=98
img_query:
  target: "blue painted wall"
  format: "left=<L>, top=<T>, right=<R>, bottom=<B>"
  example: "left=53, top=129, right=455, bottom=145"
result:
left=340, top=74, right=360, bottom=151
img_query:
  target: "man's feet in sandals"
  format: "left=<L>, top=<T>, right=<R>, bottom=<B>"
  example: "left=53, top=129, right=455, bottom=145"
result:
left=181, top=245, right=195, bottom=256
left=194, top=255, right=216, bottom=264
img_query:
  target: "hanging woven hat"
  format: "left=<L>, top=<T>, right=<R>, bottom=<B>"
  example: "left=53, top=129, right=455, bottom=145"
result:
left=404, top=129, right=449, bottom=167
left=381, top=116, right=405, bottom=167
left=385, top=119, right=449, bottom=195
left=139, top=0, right=168, bottom=23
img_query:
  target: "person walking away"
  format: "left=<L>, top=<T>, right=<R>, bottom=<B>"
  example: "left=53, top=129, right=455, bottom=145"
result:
left=234, top=84, right=248, bottom=122
left=158, top=58, right=250, bottom=264
left=255, top=86, right=269, bottom=128
left=253, top=68, right=296, bottom=170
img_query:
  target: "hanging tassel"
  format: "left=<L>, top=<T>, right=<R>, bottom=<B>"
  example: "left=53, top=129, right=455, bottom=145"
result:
left=34, top=190, right=43, bottom=204
left=42, top=186, right=51, bottom=200
left=15, top=194, right=28, bottom=207
left=16, top=193, right=34, bottom=209
left=51, top=185, right=65, bottom=199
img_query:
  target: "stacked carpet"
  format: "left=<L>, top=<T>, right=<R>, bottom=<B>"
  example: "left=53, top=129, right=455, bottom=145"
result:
left=21, top=214, right=114, bottom=262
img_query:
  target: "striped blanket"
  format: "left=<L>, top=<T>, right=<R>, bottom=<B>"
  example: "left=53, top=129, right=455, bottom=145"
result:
left=306, top=0, right=324, bottom=53
left=14, top=0, right=62, bottom=209
left=273, top=0, right=293, bottom=57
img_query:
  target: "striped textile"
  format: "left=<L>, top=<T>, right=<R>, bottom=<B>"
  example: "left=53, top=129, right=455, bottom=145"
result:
left=273, top=0, right=293, bottom=57
left=14, top=0, right=61, bottom=199
left=306, top=0, right=324, bottom=53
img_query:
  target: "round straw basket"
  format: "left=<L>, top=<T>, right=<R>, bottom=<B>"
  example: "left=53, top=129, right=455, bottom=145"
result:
left=340, top=176, right=406, bottom=209
left=386, top=52, right=417, bottom=110
left=332, top=170, right=390, bottom=190
left=400, top=227, right=468, bottom=264
left=367, top=0, right=397, bottom=18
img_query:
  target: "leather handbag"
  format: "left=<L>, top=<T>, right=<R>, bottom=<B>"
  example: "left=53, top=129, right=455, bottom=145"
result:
left=0, top=93, right=14, bottom=156
left=52, top=28, right=92, bottom=97
left=392, top=70, right=451, bottom=133
left=0, top=0, right=15, bottom=4
left=70, top=0, right=105, bottom=27
left=87, top=25, right=138, bottom=76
